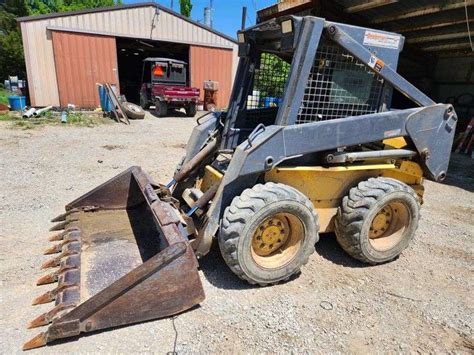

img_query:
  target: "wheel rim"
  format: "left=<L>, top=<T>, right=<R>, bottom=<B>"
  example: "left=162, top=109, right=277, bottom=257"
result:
left=251, top=213, right=304, bottom=269
left=368, top=201, right=411, bottom=251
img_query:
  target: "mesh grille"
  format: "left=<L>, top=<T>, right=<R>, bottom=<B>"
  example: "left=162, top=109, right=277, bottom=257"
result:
left=247, top=53, right=290, bottom=109
left=296, top=40, right=384, bottom=124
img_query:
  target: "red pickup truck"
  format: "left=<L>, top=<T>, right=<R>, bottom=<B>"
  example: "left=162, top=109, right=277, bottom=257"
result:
left=139, top=58, right=200, bottom=117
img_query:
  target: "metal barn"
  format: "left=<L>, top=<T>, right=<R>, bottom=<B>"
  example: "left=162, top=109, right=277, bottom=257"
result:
left=17, top=2, right=238, bottom=108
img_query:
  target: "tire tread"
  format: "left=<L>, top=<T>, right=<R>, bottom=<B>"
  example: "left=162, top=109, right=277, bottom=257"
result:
left=219, top=183, right=319, bottom=285
left=335, top=177, right=420, bottom=264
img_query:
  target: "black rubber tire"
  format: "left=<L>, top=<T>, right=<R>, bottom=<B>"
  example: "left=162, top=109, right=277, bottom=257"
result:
left=155, top=101, right=168, bottom=117
left=122, top=102, right=146, bottom=119
left=219, top=182, right=319, bottom=286
left=139, top=93, right=150, bottom=109
left=335, top=177, right=420, bottom=265
left=185, top=103, right=197, bottom=117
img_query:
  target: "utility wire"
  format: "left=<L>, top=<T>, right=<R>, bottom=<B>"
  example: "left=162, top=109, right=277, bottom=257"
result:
left=465, top=0, right=473, bottom=51
left=251, top=0, right=258, bottom=12
left=246, top=13, right=253, bottom=26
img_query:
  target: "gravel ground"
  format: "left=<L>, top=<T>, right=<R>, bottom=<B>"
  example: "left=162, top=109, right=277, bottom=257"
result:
left=0, top=112, right=473, bottom=353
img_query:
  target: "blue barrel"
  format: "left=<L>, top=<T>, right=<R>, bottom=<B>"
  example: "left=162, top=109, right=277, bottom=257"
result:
left=98, top=85, right=112, bottom=112
left=263, top=97, right=281, bottom=108
left=8, top=96, right=26, bottom=110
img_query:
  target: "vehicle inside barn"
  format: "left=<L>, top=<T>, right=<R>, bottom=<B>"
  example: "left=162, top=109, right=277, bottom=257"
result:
left=116, top=38, right=189, bottom=104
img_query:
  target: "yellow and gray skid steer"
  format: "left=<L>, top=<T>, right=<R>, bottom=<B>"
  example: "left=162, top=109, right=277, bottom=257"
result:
left=25, top=15, right=457, bottom=349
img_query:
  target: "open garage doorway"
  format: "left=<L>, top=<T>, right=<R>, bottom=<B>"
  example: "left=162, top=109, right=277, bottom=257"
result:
left=116, top=37, right=189, bottom=104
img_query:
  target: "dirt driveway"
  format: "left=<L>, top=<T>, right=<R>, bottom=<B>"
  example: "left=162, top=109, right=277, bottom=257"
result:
left=0, top=113, right=473, bottom=353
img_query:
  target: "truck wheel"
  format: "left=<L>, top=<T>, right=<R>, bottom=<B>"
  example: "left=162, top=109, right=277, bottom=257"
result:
left=122, top=102, right=145, bottom=119
left=139, top=93, right=149, bottom=109
left=155, top=101, right=168, bottom=117
left=219, top=182, right=319, bottom=286
left=335, top=177, right=420, bottom=265
left=185, top=103, right=197, bottom=117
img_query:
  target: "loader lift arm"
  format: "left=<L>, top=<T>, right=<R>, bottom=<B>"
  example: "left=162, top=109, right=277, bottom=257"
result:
left=197, top=16, right=457, bottom=256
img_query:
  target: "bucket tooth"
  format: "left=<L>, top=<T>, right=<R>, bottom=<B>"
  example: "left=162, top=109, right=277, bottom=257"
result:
left=37, top=256, right=79, bottom=284
left=27, top=304, right=71, bottom=328
left=51, top=212, right=67, bottom=223
left=49, top=221, right=70, bottom=231
left=43, top=236, right=79, bottom=255
left=51, top=209, right=79, bottom=222
left=32, top=291, right=55, bottom=305
left=36, top=271, right=59, bottom=285
left=48, top=227, right=79, bottom=241
left=43, top=244, right=61, bottom=255
left=48, top=232, right=65, bottom=242
left=32, top=283, right=76, bottom=305
left=22, top=332, right=48, bottom=350
left=40, top=256, right=61, bottom=269
left=41, top=248, right=79, bottom=270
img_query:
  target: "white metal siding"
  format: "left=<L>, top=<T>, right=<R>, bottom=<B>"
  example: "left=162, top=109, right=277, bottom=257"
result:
left=20, top=5, right=238, bottom=106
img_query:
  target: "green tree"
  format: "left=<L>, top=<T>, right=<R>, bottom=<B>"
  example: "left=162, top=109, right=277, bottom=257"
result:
left=27, top=0, right=118, bottom=15
left=0, top=0, right=29, bottom=81
left=254, top=53, right=290, bottom=98
left=179, top=0, right=192, bottom=17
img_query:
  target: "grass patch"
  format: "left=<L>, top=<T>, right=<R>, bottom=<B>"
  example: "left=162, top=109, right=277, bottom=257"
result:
left=2, top=111, right=111, bottom=130
left=0, top=88, right=10, bottom=106
left=65, top=111, right=104, bottom=126
left=0, top=113, right=14, bottom=121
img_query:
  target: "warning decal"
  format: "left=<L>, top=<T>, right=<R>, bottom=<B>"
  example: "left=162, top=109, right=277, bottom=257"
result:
left=368, top=55, right=385, bottom=73
left=363, top=30, right=400, bottom=49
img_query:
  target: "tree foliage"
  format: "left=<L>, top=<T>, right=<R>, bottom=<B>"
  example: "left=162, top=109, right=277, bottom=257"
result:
left=0, top=0, right=122, bottom=82
left=0, top=0, right=29, bottom=81
left=254, top=53, right=290, bottom=98
left=26, top=0, right=121, bottom=15
left=179, top=0, right=192, bottom=17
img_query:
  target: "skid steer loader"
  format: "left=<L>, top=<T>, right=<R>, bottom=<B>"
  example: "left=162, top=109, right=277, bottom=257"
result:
left=24, top=16, right=457, bottom=350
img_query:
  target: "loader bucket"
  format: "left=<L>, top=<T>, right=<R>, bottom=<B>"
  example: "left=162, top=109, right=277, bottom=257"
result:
left=24, top=167, right=205, bottom=350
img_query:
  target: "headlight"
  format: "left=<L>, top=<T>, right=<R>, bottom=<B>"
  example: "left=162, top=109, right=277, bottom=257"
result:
left=281, top=20, right=293, bottom=34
